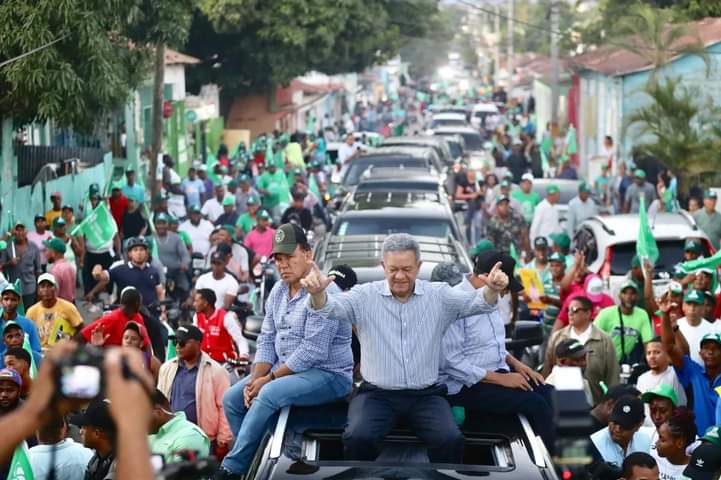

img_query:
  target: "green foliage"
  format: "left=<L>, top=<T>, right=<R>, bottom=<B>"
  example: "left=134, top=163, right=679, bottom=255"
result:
left=625, top=77, right=721, bottom=181
left=399, top=7, right=456, bottom=79
left=0, top=0, right=194, bottom=132
left=187, top=0, right=444, bottom=97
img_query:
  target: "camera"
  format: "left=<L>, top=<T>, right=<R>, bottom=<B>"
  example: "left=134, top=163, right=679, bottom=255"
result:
left=55, top=345, right=105, bottom=399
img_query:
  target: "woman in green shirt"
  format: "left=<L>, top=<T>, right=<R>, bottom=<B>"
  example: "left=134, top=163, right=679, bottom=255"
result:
left=235, top=197, right=260, bottom=238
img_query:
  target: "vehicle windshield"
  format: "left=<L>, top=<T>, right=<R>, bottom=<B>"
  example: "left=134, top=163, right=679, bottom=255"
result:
left=610, top=240, right=697, bottom=275
left=445, top=140, right=463, bottom=159
left=343, top=158, right=426, bottom=186
left=335, top=217, right=453, bottom=238
left=460, top=133, right=483, bottom=150
left=430, top=119, right=467, bottom=129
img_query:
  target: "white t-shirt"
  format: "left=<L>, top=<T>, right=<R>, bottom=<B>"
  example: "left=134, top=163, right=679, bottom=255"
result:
left=650, top=448, right=687, bottom=480
left=570, top=323, right=593, bottom=345
left=636, top=366, right=688, bottom=426
left=677, top=317, right=721, bottom=365
left=179, top=219, right=215, bottom=256
left=338, top=142, right=365, bottom=164
left=498, top=294, right=512, bottom=325
left=195, top=272, right=239, bottom=308
left=201, top=197, right=225, bottom=223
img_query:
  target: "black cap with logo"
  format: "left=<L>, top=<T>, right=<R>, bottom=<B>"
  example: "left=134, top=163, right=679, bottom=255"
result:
left=609, top=395, right=645, bottom=429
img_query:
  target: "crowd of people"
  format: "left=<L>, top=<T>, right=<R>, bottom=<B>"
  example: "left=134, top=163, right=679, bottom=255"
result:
left=0, top=85, right=719, bottom=480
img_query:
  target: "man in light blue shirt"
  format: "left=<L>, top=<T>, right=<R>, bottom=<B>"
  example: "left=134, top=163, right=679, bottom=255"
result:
left=122, top=167, right=146, bottom=205
left=218, top=224, right=353, bottom=479
left=181, top=167, right=206, bottom=209
left=433, top=254, right=556, bottom=453
left=303, top=233, right=510, bottom=464
left=29, top=415, right=94, bottom=480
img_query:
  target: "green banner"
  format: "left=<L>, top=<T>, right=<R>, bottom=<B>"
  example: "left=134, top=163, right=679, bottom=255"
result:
left=70, top=203, right=117, bottom=250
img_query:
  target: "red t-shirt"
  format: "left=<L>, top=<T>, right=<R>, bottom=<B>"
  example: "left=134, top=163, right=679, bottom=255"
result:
left=80, top=308, right=150, bottom=348
left=109, top=195, right=129, bottom=228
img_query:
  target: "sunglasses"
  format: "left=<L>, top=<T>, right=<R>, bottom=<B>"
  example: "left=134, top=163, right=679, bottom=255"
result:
left=568, top=306, right=590, bottom=314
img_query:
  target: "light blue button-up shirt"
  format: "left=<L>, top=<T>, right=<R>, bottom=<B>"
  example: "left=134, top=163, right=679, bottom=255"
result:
left=312, top=279, right=498, bottom=390
left=256, top=281, right=353, bottom=381
left=590, top=427, right=652, bottom=468
left=439, top=276, right=508, bottom=395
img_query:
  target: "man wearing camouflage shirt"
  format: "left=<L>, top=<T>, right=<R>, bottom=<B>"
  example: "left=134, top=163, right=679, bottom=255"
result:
left=486, top=196, right=530, bottom=256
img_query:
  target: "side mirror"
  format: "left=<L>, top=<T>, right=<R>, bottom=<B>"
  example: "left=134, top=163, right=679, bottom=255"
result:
left=243, top=315, right=263, bottom=341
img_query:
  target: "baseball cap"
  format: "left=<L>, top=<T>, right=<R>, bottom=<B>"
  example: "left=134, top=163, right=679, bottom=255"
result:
left=521, top=173, right=534, bottom=182
left=246, top=196, right=259, bottom=206
left=549, top=252, right=566, bottom=264
left=469, top=239, right=494, bottom=258
left=168, top=216, right=179, bottom=225
left=50, top=192, right=62, bottom=199
left=52, top=217, right=67, bottom=229
left=681, top=443, right=721, bottom=480
left=579, top=181, right=592, bottom=194
left=188, top=205, right=201, bottom=214
left=704, top=189, right=718, bottom=200
left=272, top=223, right=308, bottom=257
left=33, top=215, right=46, bottom=223
left=88, top=183, right=101, bottom=197
left=684, top=289, right=705, bottom=305
left=640, top=383, right=678, bottom=407
left=175, top=325, right=203, bottom=343
left=1, top=283, right=21, bottom=297
left=496, top=195, right=510, bottom=205
left=2, top=321, right=23, bottom=335
left=619, top=279, right=639, bottom=293
left=222, top=195, right=235, bottom=207
left=328, top=265, right=358, bottom=291
left=293, top=167, right=305, bottom=177
left=634, top=169, right=646, bottom=179
left=228, top=179, right=238, bottom=188
left=43, top=237, right=67, bottom=254
left=668, top=281, right=684, bottom=295
left=500, top=180, right=511, bottom=189
left=533, top=237, right=549, bottom=249
left=549, top=232, right=571, bottom=250
left=430, top=262, right=465, bottom=287
left=701, top=426, right=721, bottom=448
left=70, top=398, right=115, bottom=431
left=61, top=204, right=73, bottom=211
left=684, top=240, right=703, bottom=253
left=0, top=368, right=21, bottom=388
left=555, top=339, right=588, bottom=359
left=239, top=174, right=250, bottom=183
left=154, top=213, right=169, bottom=223
left=37, top=273, right=57, bottom=287
left=585, top=275, right=604, bottom=302
left=673, top=263, right=687, bottom=279
left=546, top=184, right=560, bottom=195
left=700, top=332, right=721, bottom=348
left=474, top=250, right=524, bottom=293
left=256, top=209, right=271, bottom=220
left=609, top=395, right=645, bottom=429
left=210, top=250, right=227, bottom=264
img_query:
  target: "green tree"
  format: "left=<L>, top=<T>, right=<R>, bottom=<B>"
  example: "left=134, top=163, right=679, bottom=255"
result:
left=186, top=0, right=445, bottom=110
left=400, top=7, right=456, bottom=79
left=625, top=77, right=721, bottom=189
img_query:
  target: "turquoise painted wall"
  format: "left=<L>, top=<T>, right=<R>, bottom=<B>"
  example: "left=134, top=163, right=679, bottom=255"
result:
left=621, top=41, right=721, bottom=156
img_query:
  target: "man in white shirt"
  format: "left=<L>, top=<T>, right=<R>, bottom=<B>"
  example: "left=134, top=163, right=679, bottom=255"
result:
left=530, top=184, right=562, bottom=245
left=179, top=205, right=215, bottom=256
left=677, top=288, right=721, bottom=365
left=201, top=183, right=226, bottom=223
left=337, top=133, right=365, bottom=165
left=194, top=251, right=239, bottom=309
left=29, top=414, right=94, bottom=480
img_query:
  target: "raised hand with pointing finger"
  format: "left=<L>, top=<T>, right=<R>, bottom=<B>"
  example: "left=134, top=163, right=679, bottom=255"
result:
left=478, top=261, right=509, bottom=293
left=300, top=261, right=335, bottom=307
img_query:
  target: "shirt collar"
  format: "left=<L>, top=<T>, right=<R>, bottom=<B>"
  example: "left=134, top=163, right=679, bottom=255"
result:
left=379, top=279, right=425, bottom=297
left=127, top=262, right=149, bottom=270
left=158, top=412, right=187, bottom=435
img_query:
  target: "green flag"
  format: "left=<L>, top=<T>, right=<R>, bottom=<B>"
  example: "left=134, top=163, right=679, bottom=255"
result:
left=637, top=196, right=659, bottom=268
left=540, top=147, right=550, bottom=175
left=8, top=441, right=33, bottom=480
left=680, top=249, right=721, bottom=274
left=565, top=126, right=577, bottom=155
left=22, top=334, right=37, bottom=379
left=13, top=280, right=24, bottom=316
left=70, top=203, right=116, bottom=250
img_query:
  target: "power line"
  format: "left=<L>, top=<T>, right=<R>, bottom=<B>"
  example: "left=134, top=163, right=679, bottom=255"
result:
left=458, top=0, right=721, bottom=57
left=0, top=34, right=69, bottom=69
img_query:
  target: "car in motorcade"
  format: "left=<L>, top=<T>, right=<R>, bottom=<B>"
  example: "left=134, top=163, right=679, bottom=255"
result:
left=431, top=126, right=490, bottom=171
left=428, top=104, right=470, bottom=118
left=382, top=135, right=456, bottom=167
left=348, top=167, right=448, bottom=200
left=573, top=211, right=714, bottom=297
left=429, top=112, right=469, bottom=130
left=470, top=102, right=501, bottom=131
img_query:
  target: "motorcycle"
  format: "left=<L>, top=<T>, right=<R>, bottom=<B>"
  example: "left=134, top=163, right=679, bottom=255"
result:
left=249, top=256, right=276, bottom=316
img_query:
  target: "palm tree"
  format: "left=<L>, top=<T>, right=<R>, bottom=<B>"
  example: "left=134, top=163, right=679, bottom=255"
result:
left=613, top=3, right=710, bottom=84
left=625, top=77, right=721, bottom=189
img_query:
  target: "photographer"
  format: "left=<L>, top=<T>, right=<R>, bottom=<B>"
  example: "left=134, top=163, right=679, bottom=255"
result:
left=0, top=343, right=155, bottom=480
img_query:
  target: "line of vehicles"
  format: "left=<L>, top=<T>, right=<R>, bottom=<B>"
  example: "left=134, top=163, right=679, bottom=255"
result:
left=228, top=103, right=713, bottom=478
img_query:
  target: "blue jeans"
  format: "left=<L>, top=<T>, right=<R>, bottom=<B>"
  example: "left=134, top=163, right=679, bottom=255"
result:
left=221, top=368, right=352, bottom=474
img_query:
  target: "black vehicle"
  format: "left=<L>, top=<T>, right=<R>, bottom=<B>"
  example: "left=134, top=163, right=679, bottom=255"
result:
left=243, top=403, right=560, bottom=480
left=315, top=234, right=472, bottom=284
left=343, top=167, right=448, bottom=205
left=336, top=149, right=439, bottom=192
left=382, top=136, right=455, bottom=167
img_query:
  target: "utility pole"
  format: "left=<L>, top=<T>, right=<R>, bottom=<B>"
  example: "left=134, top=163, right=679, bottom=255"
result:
left=494, top=4, right=501, bottom=84
left=550, top=0, right=560, bottom=125
left=507, top=0, right=514, bottom=94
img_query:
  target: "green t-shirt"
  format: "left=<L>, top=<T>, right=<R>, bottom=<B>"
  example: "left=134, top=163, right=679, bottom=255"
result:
left=236, top=212, right=257, bottom=235
left=594, top=305, right=654, bottom=361
left=511, top=190, right=541, bottom=224
left=542, top=279, right=560, bottom=325
left=257, top=170, right=290, bottom=208
left=148, top=412, right=209, bottom=463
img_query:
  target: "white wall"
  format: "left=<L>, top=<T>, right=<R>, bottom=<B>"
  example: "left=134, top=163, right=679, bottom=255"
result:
left=164, top=64, right=187, bottom=101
